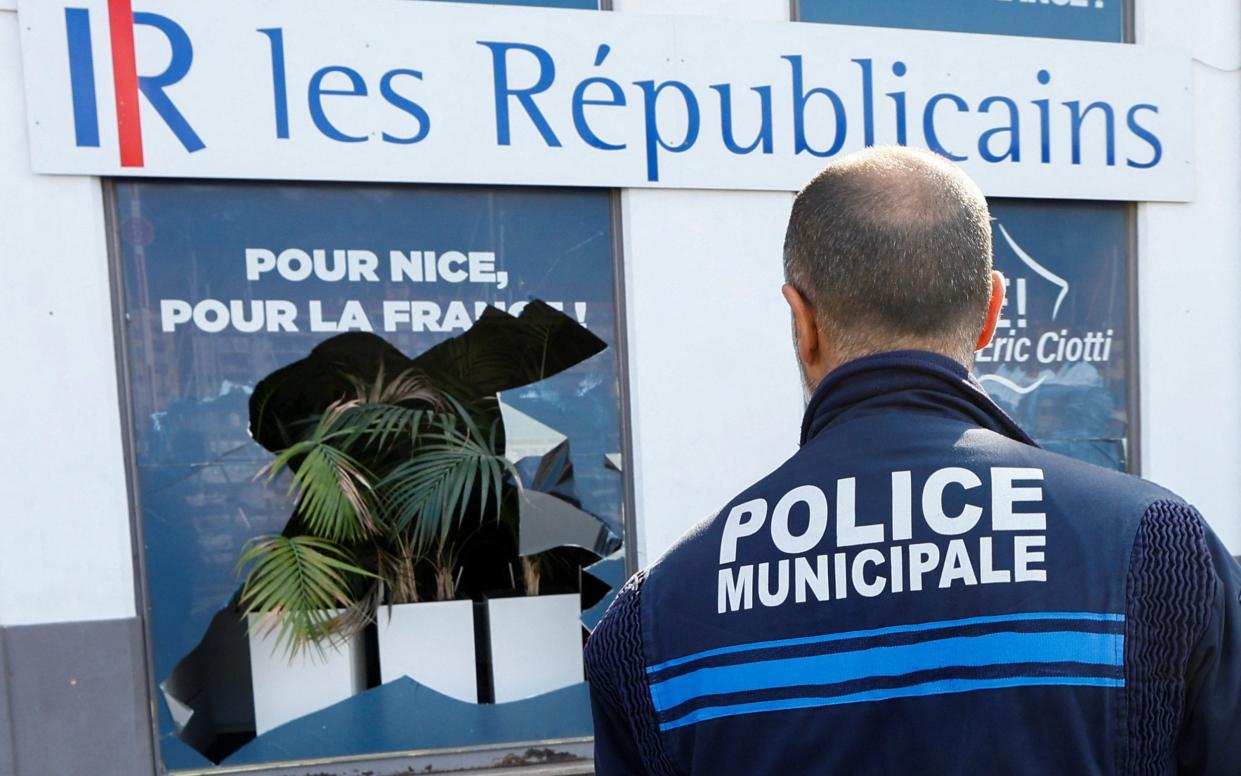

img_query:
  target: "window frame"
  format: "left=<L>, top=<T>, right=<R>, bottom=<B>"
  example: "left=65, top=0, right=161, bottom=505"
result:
left=104, top=179, right=635, bottom=775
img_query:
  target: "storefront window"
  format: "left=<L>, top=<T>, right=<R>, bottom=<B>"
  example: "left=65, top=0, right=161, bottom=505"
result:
left=112, top=182, right=626, bottom=770
left=979, top=201, right=1133, bottom=471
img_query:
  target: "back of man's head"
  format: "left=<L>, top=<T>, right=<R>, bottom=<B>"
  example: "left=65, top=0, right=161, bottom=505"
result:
left=783, top=146, right=994, bottom=365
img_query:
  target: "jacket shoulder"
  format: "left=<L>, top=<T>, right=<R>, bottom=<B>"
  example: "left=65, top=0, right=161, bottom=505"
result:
left=975, top=429, right=1183, bottom=507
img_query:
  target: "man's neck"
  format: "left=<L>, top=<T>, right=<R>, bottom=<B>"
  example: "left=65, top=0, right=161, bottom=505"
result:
left=817, top=345, right=973, bottom=387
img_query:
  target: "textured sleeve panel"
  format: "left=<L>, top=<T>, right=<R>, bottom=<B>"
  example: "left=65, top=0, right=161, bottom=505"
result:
left=1124, top=499, right=1215, bottom=774
left=585, top=569, right=681, bottom=776
left=1177, top=519, right=1241, bottom=774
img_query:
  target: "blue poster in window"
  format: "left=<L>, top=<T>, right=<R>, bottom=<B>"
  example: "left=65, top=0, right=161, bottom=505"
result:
left=977, top=200, right=1131, bottom=470
left=798, top=0, right=1124, bottom=43
left=114, top=182, right=622, bottom=770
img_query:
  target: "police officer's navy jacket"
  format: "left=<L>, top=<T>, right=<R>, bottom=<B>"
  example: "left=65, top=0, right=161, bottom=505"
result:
left=585, top=351, right=1241, bottom=775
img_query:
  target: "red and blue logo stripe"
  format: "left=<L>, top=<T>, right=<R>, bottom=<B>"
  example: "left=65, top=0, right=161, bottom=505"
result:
left=63, top=0, right=204, bottom=167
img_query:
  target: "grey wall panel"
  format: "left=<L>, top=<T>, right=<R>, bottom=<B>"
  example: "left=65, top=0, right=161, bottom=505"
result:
left=1, top=618, right=152, bottom=776
left=0, top=630, right=17, bottom=776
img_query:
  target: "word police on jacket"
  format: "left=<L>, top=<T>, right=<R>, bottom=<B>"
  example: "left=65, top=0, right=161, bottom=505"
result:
left=717, top=467, right=1048, bottom=614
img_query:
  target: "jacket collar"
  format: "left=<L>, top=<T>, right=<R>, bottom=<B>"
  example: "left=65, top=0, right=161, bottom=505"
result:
left=799, top=350, right=1037, bottom=448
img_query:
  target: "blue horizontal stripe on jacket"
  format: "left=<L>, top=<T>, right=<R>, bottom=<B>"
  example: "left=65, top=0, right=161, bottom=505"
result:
left=648, top=611, right=1126, bottom=731
left=651, top=628, right=1123, bottom=712
left=659, top=675, right=1126, bottom=731
left=645, top=610, right=1125, bottom=676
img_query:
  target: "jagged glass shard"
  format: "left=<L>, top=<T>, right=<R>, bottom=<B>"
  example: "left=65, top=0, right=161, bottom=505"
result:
left=604, top=452, right=623, bottom=472
left=518, top=489, right=614, bottom=557
left=161, top=688, right=194, bottom=733
left=580, top=553, right=626, bottom=632
left=158, top=594, right=259, bottom=760
left=498, top=400, right=568, bottom=464
left=515, top=439, right=619, bottom=556
left=527, top=439, right=581, bottom=506
left=584, top=552, right=625, bottom=590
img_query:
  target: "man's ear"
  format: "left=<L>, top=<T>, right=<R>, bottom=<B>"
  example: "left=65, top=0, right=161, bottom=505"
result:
left=782, top=283, right=822, bottom=368
left=975, top=270, right=1006, bottom=350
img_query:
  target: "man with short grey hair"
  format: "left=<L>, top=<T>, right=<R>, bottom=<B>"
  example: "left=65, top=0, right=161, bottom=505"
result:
left=585, top=146, right=1241, bottom=775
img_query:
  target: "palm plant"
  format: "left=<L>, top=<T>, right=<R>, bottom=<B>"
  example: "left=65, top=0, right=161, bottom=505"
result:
left=237, top=301, right=608, bottom=659
left=238, top=364, right=515, bottom=658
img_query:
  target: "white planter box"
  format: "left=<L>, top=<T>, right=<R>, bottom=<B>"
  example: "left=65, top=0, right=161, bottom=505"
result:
left=376, top=600, right=478, bottom=702
left=247, top=615, right=366, bottom=735
left=487, top=594, right=584, bottom=703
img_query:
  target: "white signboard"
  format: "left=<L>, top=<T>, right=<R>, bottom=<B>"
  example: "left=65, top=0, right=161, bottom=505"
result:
left=17, top=0, right=1193, bottom=201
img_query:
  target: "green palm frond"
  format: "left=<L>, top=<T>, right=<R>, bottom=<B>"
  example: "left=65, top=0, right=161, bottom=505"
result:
left=347, top=364, right=443, bottom=408
left=333, top=366, right=448, bottom=453
left=378, top=416, right=513, bottom=555
left=335, top=576, right=385, bottom=638
left=237, top=535, right=376, bottom=659
left=261, top=430, right=377, bottom=541
left=334, top=402, right=434, bottom=455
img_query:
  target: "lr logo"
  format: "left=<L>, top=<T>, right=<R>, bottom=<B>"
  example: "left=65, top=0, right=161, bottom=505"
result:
left=64, top=0, right=204, bottom=166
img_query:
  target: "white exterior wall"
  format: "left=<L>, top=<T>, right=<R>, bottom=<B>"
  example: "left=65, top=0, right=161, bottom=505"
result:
left=0, top=0, right=1236, bottom=627
left=0, top=8, right=137, bottom=626
left=621, top=188, right=802, bottom=565
left=613, top=0, right=802, bottom=566
left=1136, top=0, right=1241, bottom=552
